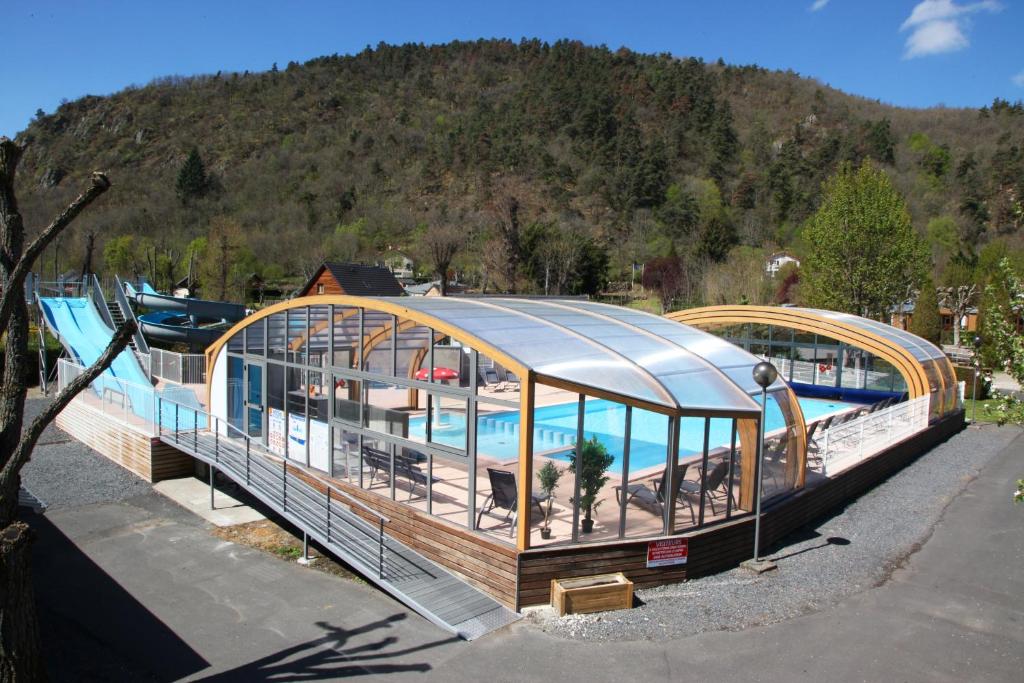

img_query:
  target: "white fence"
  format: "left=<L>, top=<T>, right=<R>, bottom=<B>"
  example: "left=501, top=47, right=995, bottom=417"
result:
left=765, top=355, right=893, bottom=390
left=813, top=395, right=930, bottom=475
left=142, top=348, right=207, bottom=384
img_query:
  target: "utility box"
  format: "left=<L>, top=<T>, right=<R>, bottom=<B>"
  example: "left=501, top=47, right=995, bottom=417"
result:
left=550, top=572, right=634, bottom=616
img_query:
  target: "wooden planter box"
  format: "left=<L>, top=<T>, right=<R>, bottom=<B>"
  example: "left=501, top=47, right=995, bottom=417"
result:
left=550, top=572, right=634, bottom=616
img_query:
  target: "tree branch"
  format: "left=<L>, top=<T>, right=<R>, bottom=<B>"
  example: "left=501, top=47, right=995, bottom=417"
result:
left=0, top=165, right=111, bottom=337
left=0, top=320, right=136, bottom=491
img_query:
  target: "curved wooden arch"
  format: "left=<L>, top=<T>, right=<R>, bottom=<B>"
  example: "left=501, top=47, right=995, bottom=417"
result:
left=666, top=305, right=957, bottom=417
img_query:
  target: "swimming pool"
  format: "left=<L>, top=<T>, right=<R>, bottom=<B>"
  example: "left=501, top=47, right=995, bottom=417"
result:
left=409, top=396, right=856, bottom=473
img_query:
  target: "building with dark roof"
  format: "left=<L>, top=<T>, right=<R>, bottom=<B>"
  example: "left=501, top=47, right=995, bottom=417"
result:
left=297, top=262, right=405, bottom=298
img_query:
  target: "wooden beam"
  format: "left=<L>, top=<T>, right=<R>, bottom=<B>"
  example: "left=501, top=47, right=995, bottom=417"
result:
left=516, top=374, right=535, bottom=551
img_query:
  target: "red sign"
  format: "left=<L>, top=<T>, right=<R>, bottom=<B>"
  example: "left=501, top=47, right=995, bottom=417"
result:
left=647, top=538, right=688, bottom=568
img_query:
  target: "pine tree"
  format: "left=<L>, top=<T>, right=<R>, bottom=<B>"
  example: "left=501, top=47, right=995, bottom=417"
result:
left=175, top=148, right=209, bottom=205
left=909, top=276, right=942, bottom=344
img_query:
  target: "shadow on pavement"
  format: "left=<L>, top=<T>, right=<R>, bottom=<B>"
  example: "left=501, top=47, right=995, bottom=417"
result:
left=195, top=615, right=459, bottom=681
left=26, top=511, right=209, bottom=682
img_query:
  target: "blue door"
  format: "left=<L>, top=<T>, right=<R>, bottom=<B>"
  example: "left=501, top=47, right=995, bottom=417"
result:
left=246, top=363, right=264, bottom=438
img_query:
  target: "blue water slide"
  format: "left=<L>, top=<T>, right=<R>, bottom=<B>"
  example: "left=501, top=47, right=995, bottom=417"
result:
left=37, top=296, right=205, bottom=430
left=125, top=281, right=244, bottom=349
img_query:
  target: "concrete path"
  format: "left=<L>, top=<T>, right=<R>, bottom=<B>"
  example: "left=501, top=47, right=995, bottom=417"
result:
left=28, top=427, right=1024, bottom=681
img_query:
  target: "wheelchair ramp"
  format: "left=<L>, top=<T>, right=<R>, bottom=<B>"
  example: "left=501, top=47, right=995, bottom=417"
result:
left=158, top=418, right=519, bottom=640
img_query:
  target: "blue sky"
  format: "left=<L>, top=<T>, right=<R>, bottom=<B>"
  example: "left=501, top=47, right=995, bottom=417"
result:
left=3, top=1, right=1022, bottom=137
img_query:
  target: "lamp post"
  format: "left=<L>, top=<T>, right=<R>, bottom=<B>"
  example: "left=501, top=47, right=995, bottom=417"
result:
left=742, top=361, right=779, bottom=574
left=971, top=335, right=981, bottom=425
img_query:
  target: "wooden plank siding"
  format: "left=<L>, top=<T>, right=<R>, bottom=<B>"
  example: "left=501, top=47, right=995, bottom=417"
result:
left=516, top=411, right=965, bottom=608
left=55, top=399, right=193, bottom=482
left=287, top=467, right=519, bottom=608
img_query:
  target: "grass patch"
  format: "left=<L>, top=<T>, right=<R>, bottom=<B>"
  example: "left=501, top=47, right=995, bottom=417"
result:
left=962, top=399, right=1003, bottom=424
left=273, top=545, right=303, bottom=560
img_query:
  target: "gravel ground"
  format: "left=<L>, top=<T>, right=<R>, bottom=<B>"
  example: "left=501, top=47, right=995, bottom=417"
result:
left=528, top=423, right=1023, bottom=641
left=20, top=393, right=152, bottom=509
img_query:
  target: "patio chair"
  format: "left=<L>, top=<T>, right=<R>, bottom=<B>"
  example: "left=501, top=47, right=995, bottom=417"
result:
left=483, top=368, right=503, bottom=391
left=614, top=464, right=685, bottom=509
left=760, top=438, right=788, bottom=490
left=476, top=468, right=549, bottom=536
left=687, top=459, right=735, bottom=518
left=504, top=371, right=521, bottom=390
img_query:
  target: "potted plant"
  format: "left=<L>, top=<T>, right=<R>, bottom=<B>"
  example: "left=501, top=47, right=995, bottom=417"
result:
left=568, top=436, right=615, bottom=534
left=537, top=460, right=563, bottom=540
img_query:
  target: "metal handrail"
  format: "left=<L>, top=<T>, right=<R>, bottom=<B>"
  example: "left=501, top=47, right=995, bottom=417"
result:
left=155, top=395, right=389, bottom=578
left=113, top=274, right=150, bottom=354
left=88, top=274, right=116, bottom=330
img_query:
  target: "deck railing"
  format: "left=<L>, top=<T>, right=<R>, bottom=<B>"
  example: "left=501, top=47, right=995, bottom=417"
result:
left=146, top=348, right=207, bottom=384
left=764, top=355, right=894, bottom=390
left=56, top=358, right=159, bottom=436
left=155, top=395, right=390, bottom=580
left=812, top=395, right=930, bottom=475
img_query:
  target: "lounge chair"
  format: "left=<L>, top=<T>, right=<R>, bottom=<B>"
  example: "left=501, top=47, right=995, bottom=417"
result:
left=504, top=371, right=520, bottom=391
left=683, top=459, right=734, bottom=518
left=611, top=463, right=697, bottom=524
left=476, top=468, right=549, bottom=536
left=482, top=368, right=503, bottom=390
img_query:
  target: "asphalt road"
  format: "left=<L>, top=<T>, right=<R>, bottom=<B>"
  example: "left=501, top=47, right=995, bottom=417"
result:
left=26, top=426, right=1024, bottom=681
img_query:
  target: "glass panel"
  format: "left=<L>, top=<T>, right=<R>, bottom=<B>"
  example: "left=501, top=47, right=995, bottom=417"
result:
left=306, top=305, right=330, bottom=369
left=329, top=305, right=360, bottom=369
left=267, top=362, right=285, bottom=455
left=428, top=451, right=469, bottom=528
left=286, top=367, right=307, bottom=463
left=246, top=364, right=263, bottom=437
left=475, top=399, right=521, bottom=539
left=228, top=331, right=243, bottom=353
left=427, top=394, right=468, bottom=451
left=332, top=375, right=360, bottom=424
left=245, top=319, right=266, bottom=356
left=289, top=307, right=309, bottom=366
left=332, top=425, right=359, bottom=484
left=267, top=312, right=287, bottom=361
left=620, top=406, right=670, bottom=540
left=364, top=383, right=411, bottom=440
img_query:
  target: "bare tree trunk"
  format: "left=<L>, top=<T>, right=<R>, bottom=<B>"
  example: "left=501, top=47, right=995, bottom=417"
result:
left=0, top=137, right=125, bottom=680
left=79, top=232, right=95, bottom=279
left=0, top=524, right=43, bottom=683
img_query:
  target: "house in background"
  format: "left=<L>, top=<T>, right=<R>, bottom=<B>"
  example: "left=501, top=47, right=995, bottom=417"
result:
left=382, top=251, right=415, bottom=283
left=297, top=262, right=405, bottom=297
left=765, top=252, right=800, bottom=277
left=890, top=300, right=981, bottom=336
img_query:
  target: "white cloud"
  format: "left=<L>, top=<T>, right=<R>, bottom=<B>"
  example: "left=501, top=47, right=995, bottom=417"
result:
left=809, top=0, right=830, bottom=11
left=1013, top=70, right=1024, bottom=87
left=900, top=1, right=1002, bottom=58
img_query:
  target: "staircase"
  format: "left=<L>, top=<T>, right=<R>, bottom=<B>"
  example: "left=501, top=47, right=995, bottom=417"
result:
left=155, top=399, right=519, bottom=640
left=106, top=299, right=136, bottom=350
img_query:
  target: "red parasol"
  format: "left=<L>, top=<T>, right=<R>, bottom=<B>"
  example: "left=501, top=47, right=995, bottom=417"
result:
left=415, top=366, right=459, bottom=381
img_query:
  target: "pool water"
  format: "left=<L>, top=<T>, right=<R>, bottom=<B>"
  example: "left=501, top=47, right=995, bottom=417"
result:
left=409, top=396, right=856, bottom=473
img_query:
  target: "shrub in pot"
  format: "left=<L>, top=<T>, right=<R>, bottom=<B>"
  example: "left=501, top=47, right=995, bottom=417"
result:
left=567, top=436, right=614, bottom=534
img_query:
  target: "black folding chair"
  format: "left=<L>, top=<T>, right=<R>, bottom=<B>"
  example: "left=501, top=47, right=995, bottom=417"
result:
left=476, top=468, right=548, bottom=536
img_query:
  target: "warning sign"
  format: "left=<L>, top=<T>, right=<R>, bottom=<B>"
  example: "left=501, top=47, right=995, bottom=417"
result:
left=646, top=538, right=688, bottom=568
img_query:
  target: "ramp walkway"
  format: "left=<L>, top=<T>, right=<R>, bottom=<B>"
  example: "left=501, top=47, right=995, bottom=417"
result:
left=155, top=397, right=519, bottom=640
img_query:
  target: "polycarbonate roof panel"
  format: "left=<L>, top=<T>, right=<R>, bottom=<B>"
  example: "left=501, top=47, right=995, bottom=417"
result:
left=364, top=297, right=762, bottom=415
left=795, top=307, right=947, bottom=363
left=552, top=300, right=789, bottom=394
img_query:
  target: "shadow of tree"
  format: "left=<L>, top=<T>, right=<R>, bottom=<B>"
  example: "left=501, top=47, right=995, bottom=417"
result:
left=195, top=614, right=460, bottom=681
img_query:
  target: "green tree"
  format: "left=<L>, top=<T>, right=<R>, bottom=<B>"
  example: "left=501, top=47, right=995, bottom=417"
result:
left=103, top=235, right=139, bottom=276
left=979, top=259, right=1024, bottom=425
left=801, top=161, right=927, bottom=319
left=909, top=276, right=941, bottom=344
left=175, top=148, right=209, bottom=205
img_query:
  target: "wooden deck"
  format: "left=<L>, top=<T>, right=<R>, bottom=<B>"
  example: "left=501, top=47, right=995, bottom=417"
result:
left=56, top=397, right=193, bottom=482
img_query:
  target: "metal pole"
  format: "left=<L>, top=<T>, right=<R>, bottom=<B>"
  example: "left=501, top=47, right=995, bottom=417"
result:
left=971, top=364, right=979, bottom=424
left=326, top=488, right=331, bottom=544
left=571, top=394, right=585, bottom=542
left=753, top=387, right=767, bottom=562
left=209, top=464, right=215, bottom=510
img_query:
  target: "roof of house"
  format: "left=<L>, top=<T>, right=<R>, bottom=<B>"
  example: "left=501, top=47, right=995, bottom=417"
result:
left=299, top=262, right=405, bottom=297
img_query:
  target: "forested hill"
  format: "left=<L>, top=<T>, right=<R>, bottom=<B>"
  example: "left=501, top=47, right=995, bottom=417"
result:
left=12, top=39, right=1024, bottom=300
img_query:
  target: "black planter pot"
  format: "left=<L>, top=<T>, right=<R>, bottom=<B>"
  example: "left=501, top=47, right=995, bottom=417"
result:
left=581, top=518, right=594, bottom=534
left=540, top=527, right=552, bottom=540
